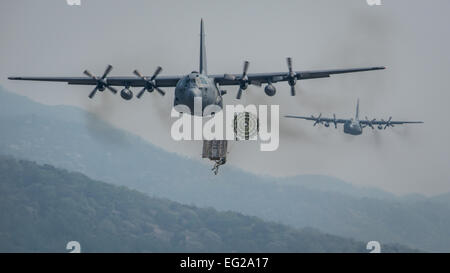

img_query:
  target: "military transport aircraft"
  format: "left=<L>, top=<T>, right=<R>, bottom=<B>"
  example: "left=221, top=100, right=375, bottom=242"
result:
left=285, top=99, right=423, bottom=136
left=8, top=19, right=385, bottom=116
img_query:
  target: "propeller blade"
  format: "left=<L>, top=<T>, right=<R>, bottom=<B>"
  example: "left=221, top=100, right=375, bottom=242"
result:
left=137, top=87, right=147, bottom=99
left=134, top=67, right=164, bottom=97
left=236, top=88, right=243, bottom=100
left=83, top=66, right=117, bottom=98
left=290, top=85, right=296, bottom=96
left=365, top=117, right=373, bottom=129
left=384, top=117, right=393, bottom=129
left=287, top=57, right=293, bottom=73
left=106, top=85, right=118, bottom=94
left=155, top=87, right=166, bottom=96
left=333, top=114, right=338, bottom=128
left=151, top=66, right=163, bottom=81
left=243, top=61, right=249, bottom=76
left=133, top=69, right=144, bottom=79
left=83, top=70, right=95, bottom=79
left=88, top=86, right=99, bottom=99
left=313, top=114, right=322, bottom=126
left=101, top=65, right=113, bottom=79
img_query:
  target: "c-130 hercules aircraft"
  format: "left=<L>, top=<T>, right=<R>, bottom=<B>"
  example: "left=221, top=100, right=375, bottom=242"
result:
left=285, top=99, right=424, bottom=136
left=8, top=19, right=385, bottom=116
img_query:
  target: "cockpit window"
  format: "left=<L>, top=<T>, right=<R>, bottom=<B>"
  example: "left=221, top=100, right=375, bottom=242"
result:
left=195, top=77, right=208, bottom=87
left=178, top=75, right=208, bottom=88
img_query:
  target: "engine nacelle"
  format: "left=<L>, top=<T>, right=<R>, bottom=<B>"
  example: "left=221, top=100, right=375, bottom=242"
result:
left=264, top=84, right=276, bottom=96
left=120, top=88, right=133, bottom=100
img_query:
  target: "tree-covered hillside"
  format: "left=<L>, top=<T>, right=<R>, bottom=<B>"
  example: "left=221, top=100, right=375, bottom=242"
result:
left=0, top=157, right=413, bottom=253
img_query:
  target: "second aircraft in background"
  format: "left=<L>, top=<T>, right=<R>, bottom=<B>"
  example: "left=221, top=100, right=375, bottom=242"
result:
left=285, top=99, right=423, bottom=136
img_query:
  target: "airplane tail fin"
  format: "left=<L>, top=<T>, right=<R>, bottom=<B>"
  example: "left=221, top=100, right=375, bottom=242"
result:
left=199, top=19, right=207, bottom=75
left=355, top=98, right=360, bottom=120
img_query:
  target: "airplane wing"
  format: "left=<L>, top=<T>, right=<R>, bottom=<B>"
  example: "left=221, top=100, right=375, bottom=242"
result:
left=10, top=66, right=383, bottom=88
left=360, top=117, right=423, bottom=129
left=213, top=66, right=385, bottom=86
left=369, top=120, right=424, bottom=125
left=284, top=114, right=349, bottom=126
left=8, top=61, right=385, bottom=100
left=360, top=118, right=423, bottom=129
left=213, top=59, right=384, bottom=99
left=7, top=75, right=181, bottom=88
left=8, top=65, right=182, bottom=99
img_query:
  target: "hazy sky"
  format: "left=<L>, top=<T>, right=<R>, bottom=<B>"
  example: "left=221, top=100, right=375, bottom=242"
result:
left=1, top=0, right=449, bottom=195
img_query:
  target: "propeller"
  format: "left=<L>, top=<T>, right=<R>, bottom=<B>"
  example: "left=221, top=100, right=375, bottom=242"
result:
left=83, top=65, right=118, bottom=99
left=332, top=114, right=338, bottom=129
left=286, top=57, right=298, bottom=96
left=134, top=66, right=165, bottom=98
left=224, top=61, right=261, bottom=99
left=313, top=113, right=323, bottom=126
left=365, top=117, right=377, bottom=130
left=383, top=117, right=394, bottom=129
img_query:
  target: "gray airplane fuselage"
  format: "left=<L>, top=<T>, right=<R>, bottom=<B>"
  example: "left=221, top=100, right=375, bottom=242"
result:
left=172, top=18, right=223, bottom=115
left=174, top=72, right=223, bottom=114
left=343, top=119, right=363, bottom=135
left=343, top=99, right=363, bottom=135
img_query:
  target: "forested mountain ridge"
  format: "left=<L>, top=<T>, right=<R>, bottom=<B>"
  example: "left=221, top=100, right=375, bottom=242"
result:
left=0, top=157, right=415, bottom=252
